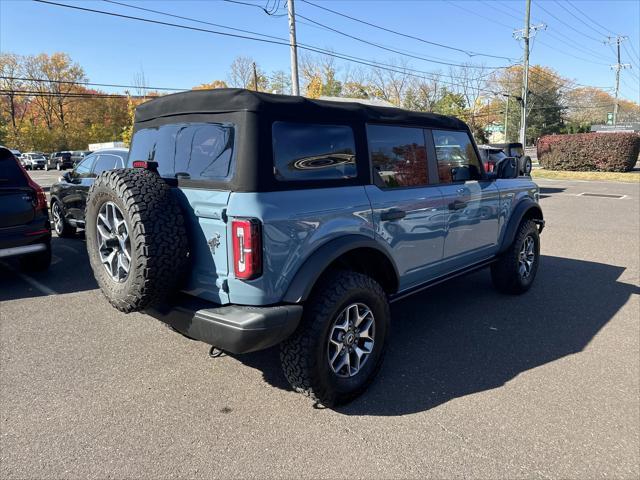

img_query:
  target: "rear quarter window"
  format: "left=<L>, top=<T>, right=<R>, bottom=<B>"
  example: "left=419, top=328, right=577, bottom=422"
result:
left=128, top=122, right=235, bottom=181
left=0, top=151, right=28, bottom=187
left=272, top=122, right=357, bottom=181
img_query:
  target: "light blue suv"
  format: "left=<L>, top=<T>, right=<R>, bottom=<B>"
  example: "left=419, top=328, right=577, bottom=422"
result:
left=85, top=89, right=544, bottom=406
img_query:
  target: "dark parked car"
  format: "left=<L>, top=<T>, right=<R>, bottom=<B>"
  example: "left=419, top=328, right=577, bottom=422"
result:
left=477, top=145, right=510, bottom=174
left=0, top=147, right=51, bottom=270
left=489, top=142, right=532, bottom=175
left=46, top=151, right=74, bottom=171
left=49, top=148, right=128, bottom=236
left=71, top=150, right=93, bottom=166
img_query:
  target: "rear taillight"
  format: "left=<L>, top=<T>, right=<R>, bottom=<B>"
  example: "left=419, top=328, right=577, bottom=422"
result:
left=16, top=157, right=47, bottom=211
left=232, top=218, right=262, bottom=280
left=486, top=161, right=496, bottom=173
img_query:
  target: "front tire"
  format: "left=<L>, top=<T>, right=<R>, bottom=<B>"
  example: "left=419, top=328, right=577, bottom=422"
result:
left=280, top=270, right=390, bottom=407
left=522, top=156, right=532, bottom=175
left=491, top=219, right=540, bottom=294
left=51, top=200, right=76, bottom=237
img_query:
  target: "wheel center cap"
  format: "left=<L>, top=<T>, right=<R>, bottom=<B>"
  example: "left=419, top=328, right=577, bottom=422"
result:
left=105, top=236, right=120, bottom=249
left=344, top=332, right=356, bottom=346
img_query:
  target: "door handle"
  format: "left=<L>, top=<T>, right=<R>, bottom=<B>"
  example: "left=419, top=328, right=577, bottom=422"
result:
left=380, top=209, right=406, bottom=221
left=449, top=200, right=467, bottom=210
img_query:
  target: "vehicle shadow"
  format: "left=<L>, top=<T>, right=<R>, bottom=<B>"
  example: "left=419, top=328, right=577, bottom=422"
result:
left=539, top=186, right=565, bottom=198
left=238, top=255, right=639, bottom=415
left=0, top=234, right=97, bottom=301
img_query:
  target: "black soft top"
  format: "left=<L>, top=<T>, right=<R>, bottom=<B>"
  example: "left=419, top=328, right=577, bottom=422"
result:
left=134, top=88, right=467, bottom=130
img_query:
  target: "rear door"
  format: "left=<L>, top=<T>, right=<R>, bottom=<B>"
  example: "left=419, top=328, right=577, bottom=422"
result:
left=128, top=122, right=235, bottom=304
left=430, top=129, right=500, bottom=269
left=0, top=152, right=35, bottom=228
left=365, top=124, right=446, bottom=290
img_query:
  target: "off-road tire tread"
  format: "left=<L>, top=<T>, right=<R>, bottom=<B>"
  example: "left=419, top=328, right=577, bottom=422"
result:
left=86, top=168, right=188, bottom=313
left=491, top=219, right=539, bottom=294
left=280, top=270, right=389, bottom=406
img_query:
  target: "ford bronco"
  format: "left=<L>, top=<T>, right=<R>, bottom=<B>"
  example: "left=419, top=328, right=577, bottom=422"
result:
left=84, top=89, right=544, bottom=406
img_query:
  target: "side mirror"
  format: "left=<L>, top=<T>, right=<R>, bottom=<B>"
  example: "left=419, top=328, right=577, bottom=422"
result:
left=450, top=165, right=472, bottom=182
left=60, top=172, right=71, bottom=182
left=496, top=157, right=519, bottom=179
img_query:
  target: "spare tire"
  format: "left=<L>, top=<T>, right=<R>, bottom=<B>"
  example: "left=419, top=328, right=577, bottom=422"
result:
left=85, top=168, right=188, bottom=313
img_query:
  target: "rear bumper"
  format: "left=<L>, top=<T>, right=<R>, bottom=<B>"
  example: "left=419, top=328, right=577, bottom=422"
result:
left=0, top=242, right=48, bottom=259
left=145, top=294, right=303, bottom=354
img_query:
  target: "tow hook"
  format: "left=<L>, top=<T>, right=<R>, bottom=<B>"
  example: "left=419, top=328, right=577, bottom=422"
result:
left=208, top=346, right=225, bottom=358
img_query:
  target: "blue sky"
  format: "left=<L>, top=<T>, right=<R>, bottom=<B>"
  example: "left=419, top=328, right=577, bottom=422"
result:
left=1, top=0, right=639, bottom=101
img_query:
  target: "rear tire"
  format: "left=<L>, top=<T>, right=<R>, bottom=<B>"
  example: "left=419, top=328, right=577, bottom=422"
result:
left=491, top=219, right=540, bottom=294
left=280, top=270, right=390, bottom=407
left=85, top=168, right=189, bottom=313
left=20, top=243, right=51, bottom=272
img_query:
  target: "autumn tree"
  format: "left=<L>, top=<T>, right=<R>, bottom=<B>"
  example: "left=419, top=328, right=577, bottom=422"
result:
left=489, top=65, right=566, bottom=143
left=192, top=80, right=228, bottom=90
left=0, top=53, right=29, bottom=148
left=23, top=53, right=86, bottom=149
left=228, top=56, right=267, bottom=91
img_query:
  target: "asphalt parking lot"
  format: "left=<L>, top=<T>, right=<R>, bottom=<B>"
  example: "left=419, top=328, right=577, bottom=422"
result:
left=1, top=171, right=639, bottom=479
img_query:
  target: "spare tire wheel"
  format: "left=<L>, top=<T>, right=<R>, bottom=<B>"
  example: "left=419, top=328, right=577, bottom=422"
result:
left=85, top=168, right=189, bottom=313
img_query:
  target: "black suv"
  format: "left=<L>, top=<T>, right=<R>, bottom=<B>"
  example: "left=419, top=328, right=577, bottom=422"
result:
left=49, top=148, right=128, bottom=236
left=0, top=148, right=51, bottom=270
left=46, top=151, right=74, bottom=171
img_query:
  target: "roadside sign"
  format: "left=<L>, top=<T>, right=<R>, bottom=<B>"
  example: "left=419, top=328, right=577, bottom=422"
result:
left=606, top=112, right=613, bottom=125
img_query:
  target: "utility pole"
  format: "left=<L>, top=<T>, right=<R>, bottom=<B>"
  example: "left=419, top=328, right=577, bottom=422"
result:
left=513, top=0, right=545, bottom=148
left=252, top=62, right=259, bottom=91
left=605, top=35, right=630, bottom=125
left=503, top=94, right=510, bottom=142
left=287, top=0, right=300, bottom=96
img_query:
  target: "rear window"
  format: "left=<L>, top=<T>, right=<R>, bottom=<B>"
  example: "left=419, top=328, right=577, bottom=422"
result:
left=129, top=122, right=235, bottom=181
left=0, top=152, right=28, bottom=187
left=272, top=122, right=357, bottom=181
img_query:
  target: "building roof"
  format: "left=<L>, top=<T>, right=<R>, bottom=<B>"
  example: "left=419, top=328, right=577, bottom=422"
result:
left=134, top=88, right=467, bottom=131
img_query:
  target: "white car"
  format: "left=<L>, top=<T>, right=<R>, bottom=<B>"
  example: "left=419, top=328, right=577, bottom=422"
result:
left=21, top=152, right=47, bottom=170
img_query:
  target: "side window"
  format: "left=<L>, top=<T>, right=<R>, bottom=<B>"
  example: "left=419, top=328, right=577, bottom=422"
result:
left=174, top=124, right=234, bottom=179
left=272, top=122, right=357, bottom=181
left=129, top=123, right=234, bottom=181
left=91, top=154, right=118, bottom=175
left=74, top=155, right=94, bottom=177
left=367, top=124, right=428, bottom=188
left=433, top=130, right=482, bottom=184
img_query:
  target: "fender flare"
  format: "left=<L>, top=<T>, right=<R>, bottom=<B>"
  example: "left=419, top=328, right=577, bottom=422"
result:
left=498, top=199, right=544, bottom=254
left=282, top=234, right=400, bottom=304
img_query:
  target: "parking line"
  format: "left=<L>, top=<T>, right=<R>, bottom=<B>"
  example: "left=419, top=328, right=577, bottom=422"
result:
left=0, top=262, right=57, bottom=296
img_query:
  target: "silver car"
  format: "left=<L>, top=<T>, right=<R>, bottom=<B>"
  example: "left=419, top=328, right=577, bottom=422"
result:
left=22, top=152, right=47, bottom=170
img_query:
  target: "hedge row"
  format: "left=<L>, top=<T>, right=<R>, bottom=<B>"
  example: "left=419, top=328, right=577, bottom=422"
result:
left=537, top=133, right=640, bottom=172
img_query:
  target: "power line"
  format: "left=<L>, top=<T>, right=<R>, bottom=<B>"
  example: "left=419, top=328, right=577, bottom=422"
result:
left=564, top=0, right=617, bottom=37
left=536, top=2, right=603, bottom=43
left=32, top=0, right=510, bottom=96
left=0, top=75, right=187, bottom=92
left=299, top=0, right=515, bottom=61
left=0, top=89, right=130, bottom=99
left=554, top=0, right=612, bottom=39
left=295, top=13, right=507, bottom=70
left=103, top=0, right=287, bottom=43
